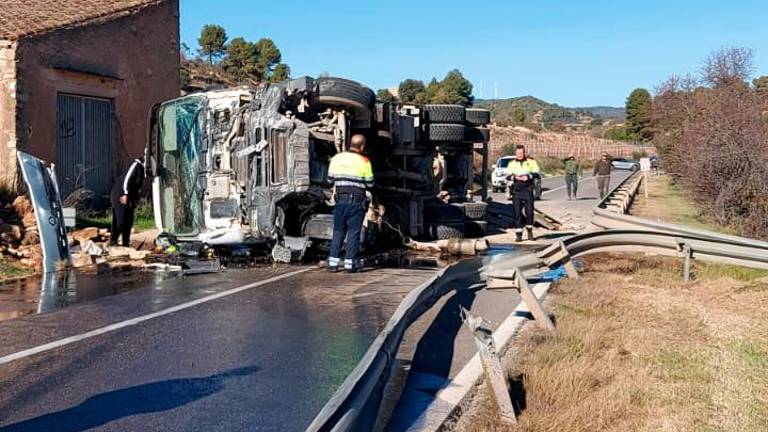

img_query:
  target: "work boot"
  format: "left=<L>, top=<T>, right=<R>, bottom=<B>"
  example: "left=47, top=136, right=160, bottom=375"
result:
left=326, top=265, right=339, bottom=273
left=515, top=230, right=523, bottom=242
left=346, top=266, right=358, bottom=274
left=526, top=226, right=535, bottom=241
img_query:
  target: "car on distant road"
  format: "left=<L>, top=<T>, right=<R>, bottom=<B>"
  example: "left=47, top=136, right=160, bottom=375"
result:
left=611, top=158, right=640, bottom=171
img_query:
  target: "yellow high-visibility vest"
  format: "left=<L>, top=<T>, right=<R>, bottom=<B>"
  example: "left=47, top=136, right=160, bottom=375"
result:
left=328, top=151, right=374, bottom=190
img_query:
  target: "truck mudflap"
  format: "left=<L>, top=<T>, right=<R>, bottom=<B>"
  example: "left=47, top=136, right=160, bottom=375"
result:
left=16, top=151, right=71, bottom=272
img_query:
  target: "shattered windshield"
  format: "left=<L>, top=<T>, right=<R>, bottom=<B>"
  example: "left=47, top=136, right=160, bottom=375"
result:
left=157, top=96, right=206, bottom=235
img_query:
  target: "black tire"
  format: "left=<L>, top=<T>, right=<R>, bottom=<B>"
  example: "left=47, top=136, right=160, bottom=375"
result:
left=424, top=203, right=465, bottom=223
left=429, top=223, right=465, bottom=240
left=465, top=220, right=489, bottom=237
left=464, top=127, right=490, bottom=143
left=455, top=202, right=487, bottom=220
left=428, top=124, right=466, bottom=142
left=423, top=104, right=466, bottom=124
left=465, top=108, right=491, bottom=125
left=316, top=77, right=375, bottom=112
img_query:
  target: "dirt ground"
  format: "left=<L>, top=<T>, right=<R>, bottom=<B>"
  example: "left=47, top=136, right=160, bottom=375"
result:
left=446, top=174, right=768, bottom=432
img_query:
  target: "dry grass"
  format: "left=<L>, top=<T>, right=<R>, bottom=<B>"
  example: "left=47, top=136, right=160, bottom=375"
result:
left=447, top=254, right=768, bottom=432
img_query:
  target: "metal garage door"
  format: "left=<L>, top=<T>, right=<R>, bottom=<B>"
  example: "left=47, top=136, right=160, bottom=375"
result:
left=56, top=94, right=114, bottom=207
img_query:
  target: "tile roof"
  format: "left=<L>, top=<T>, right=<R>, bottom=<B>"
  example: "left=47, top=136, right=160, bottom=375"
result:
left=0, top=0, right=164, bottom=40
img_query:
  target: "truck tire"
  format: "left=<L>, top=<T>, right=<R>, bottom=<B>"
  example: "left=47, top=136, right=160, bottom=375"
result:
left=428, top=124, right=466, bottom=142
left=464, top=127, right=490, bottom=143
left=424, top=203, right=465, bottom=222
left=465, top=220, right=489, bottom=237
left=429, top=223, right=465, bottom=240
left=423, top=104, right=466, bottom=124
left=465, top=108, right=491, bottom=125
left=316, top=77, right=375, bottom=112
left=456, top=202, right=487, bottom=220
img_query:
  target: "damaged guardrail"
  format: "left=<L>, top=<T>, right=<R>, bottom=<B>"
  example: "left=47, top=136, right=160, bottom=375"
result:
left=312, top=169, right=768, bottom=432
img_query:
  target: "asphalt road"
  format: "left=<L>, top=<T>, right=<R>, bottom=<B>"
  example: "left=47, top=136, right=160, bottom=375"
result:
left=0, top=266, right=437, bottom=431
left=0, top=170, right=634, bottom=432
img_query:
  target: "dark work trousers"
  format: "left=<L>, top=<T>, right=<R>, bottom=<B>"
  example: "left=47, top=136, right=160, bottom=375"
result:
left=329, top=194, right=366, bottom=269
left=596, top=175, right=611, bottom=199
left=110, top=200, right=135, bottom=247
left=512, top=188, right=535, bottom=231
left=565, top=174, right=579, bottom=199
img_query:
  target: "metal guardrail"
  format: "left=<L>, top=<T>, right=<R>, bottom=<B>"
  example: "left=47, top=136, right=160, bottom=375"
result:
left=593, top=172, right=768, bottom=250
left=310, top=170, right=768, bottom=432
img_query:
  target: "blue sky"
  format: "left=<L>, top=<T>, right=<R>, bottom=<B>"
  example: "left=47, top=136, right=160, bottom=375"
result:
left=180, top=0, right=768, bottom=107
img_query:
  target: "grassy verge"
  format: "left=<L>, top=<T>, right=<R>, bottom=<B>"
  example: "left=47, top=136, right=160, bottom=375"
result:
left=75, top=201, right=155, bottom=232
left=448, top=172, right=768, bottom=431
left=0, top=259, right=31, bottom=281
left=631, top=174, right=733, bottom=234
left=449, top=254, right=768, bottom=432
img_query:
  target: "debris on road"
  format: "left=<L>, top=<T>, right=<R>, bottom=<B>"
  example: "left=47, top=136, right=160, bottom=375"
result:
left=407, top=238, right=490, bottom=256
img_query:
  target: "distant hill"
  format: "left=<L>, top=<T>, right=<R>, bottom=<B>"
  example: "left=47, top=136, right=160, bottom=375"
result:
left=475, top=96, right=625, bottom=125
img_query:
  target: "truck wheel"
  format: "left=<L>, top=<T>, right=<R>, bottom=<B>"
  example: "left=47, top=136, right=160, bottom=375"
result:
left=456, top=202, right=487, bottom=220
left=430, top=223, right=465, bottom=240
left=464, top=127, right=490, bottom=143
left=423, top=104, right=466, bottom=124
left=316, top=77, right=375, bottom=112
left=428, top=124, right=466, bottom=142
left=465, top=108, right=491, bottom=125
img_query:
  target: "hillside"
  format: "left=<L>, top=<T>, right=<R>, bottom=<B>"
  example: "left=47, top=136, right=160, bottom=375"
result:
left=475, top=96, right=624, bottom=126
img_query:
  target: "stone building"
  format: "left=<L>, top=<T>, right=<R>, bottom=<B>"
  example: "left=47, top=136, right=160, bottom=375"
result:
left=0, top=0, right=179, bottom=204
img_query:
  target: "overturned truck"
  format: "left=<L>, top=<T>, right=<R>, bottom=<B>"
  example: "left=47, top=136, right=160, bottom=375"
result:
left=146, top=76, right=490, bottom=253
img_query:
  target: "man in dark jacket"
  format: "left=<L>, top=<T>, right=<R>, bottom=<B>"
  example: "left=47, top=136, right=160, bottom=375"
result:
left=110, top=158, right=145, bottom=247
left=593, top=152, right=612, bottom=199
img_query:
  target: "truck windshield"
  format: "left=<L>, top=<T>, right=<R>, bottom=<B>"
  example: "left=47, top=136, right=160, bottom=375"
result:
left=156, top=96, right=206, bottom=235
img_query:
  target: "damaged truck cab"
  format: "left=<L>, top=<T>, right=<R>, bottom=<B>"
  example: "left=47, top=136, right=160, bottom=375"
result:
left=147, top=76, right=490, bottom=250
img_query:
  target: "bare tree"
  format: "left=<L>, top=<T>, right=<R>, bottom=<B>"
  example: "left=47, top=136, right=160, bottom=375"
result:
left=700, top=46, right=755, bottom=87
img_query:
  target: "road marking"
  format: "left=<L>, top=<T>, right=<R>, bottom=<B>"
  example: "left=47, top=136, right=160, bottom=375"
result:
left=0, top=267, right=313, bottom=366
left=542, top=176, right=590, bottom=195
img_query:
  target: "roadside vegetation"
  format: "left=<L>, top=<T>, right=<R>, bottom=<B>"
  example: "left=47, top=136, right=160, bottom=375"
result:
left=451, top=252, right=768, bottom=432
left=449, top=165, right=768, bottom=432
left=76, top=200, right=155, bottom=232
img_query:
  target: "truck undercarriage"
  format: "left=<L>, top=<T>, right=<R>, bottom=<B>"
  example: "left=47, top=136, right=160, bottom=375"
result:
left=147, top=76, right=491, bottom=255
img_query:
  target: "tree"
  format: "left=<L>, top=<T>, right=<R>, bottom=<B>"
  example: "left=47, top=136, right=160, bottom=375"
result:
left=198, top=24, right=228, bottom=65
left=254, top=38, right=282, bottom=80
left=222, top=37, right=258, bottom=81
left=753, top=76, right=768, bottom=98
left=625, top=88, right=653, bottom=141
left=434, top=69, right=474, bottom=106
left=269, top=63, right=290, bottom=82
left=511, top=108, right=526, bottom=125
left=377, top=89, right=398, bottom=103
left=701, top=46, right=755, bottom=87
left=398, top=79, right=426, bottom=104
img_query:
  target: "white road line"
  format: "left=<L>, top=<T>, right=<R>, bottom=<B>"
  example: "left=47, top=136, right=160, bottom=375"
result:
left=542, top=176, right=590, bottom=195
left=405, top=282, right=551, bottom=432
left=0, top=267, right=313, bottom=366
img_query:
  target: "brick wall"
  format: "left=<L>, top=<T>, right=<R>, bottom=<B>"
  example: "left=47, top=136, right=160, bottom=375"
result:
left=13, top=0, right=179, bottom=188
left=0, top=40, right=17, bottom=186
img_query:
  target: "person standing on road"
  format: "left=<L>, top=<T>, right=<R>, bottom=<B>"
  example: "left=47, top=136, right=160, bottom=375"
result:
left=563, top=154, right=582, bottom=200
left=327, top=134, right=374, bottom=273
left=506, top=145, right=540, bottom=242
left=110, top=158, right=145, bottom=247
left=593, top=152, right=612, bottom=199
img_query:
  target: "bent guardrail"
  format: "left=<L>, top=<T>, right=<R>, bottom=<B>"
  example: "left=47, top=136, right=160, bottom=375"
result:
left=312, top=170, right=768, bottom=432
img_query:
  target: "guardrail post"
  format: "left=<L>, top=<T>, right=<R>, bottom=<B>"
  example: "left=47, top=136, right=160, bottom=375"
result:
left=486, top=268, right=555, bottom=331
left=682, top=244, right=692, bottom=282
left=460, top=306, right=517, bottom=425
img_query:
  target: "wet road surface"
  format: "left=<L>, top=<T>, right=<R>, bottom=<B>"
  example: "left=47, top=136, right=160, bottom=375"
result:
left=0, top=266, right=438, bottom=431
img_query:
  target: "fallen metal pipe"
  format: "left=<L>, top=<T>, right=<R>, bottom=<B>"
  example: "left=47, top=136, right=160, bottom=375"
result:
left=406, top=238, right=489, bottom=256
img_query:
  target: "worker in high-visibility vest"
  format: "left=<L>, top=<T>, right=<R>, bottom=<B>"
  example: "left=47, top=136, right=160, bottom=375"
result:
left=327, top=134, right=374, bottom=273
left=506, top=145, right=540, bottom=242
